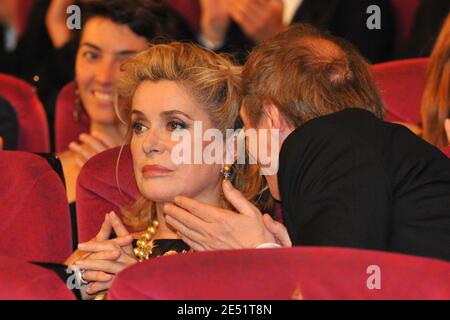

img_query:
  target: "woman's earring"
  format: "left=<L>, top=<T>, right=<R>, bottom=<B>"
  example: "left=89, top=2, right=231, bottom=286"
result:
left=73, top=84, right=82, bottom=123
left=221, top=165, right=233, bottom=180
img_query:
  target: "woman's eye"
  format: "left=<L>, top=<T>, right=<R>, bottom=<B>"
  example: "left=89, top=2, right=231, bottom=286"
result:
left=167, top=120, right=187, bottom=131
left=132, top=122, right=147, bottom=134
left=83, top=51, right=99, bottom=61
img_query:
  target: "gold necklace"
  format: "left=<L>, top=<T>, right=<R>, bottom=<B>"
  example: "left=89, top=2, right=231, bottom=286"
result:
left=134, top=220, right=159, bottom=262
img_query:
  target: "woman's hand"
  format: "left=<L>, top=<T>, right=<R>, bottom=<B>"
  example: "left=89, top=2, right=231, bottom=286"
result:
left=163, top=180, right=291, bottom=251
left=228, top=0, right=285, bottom=42
left=64, top=211, right=115, bottom=266
left=69, top=132, right=118, bottom=168
left=73, top=212, right=137, bottom=296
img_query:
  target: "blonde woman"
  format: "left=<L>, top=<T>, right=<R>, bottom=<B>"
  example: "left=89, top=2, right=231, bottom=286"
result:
left=65, top=42, right=287, bottom=299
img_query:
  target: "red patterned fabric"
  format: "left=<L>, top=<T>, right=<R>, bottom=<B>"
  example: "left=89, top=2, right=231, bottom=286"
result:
left=390, top=0, right=420, bottom=49
left=373, top=58, right=429, bottom=125
left=0, top=151, right=72, bottom=263
left=109, top=247, right=450, bottom=300
left=442, top=147, right=450, bottom=158
left=0, top=74, right=49, bottom=152
left=167, top=0, right=200, bottom=32
left=55, top=82, right=90, bottom=152
left=76, top=146, right=140, bottom=242
left=0, top=256, right=75, bottom=300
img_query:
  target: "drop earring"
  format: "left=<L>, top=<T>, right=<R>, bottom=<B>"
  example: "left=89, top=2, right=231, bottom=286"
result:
left=221, top=165, right=233, bottom=180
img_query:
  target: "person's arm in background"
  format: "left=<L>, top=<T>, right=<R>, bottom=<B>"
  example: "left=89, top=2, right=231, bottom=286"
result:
left=45, top=0, right=74, bottom=49
left=198, top=0, right=285, bottom=63
left=0, top=97, right=18, bottom=150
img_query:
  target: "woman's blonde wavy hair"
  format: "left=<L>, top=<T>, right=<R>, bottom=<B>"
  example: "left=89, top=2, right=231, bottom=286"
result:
left=115, top=42, right=273, bottom=230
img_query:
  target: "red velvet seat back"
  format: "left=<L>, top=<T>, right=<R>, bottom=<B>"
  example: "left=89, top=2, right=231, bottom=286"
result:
left=0, top=151, right=72, bottom=263
left=442, top=146, right=450, bottom=158
left=0, top=74, right=50, bottom=152
left=109, top=247, right=450, bottom=300
left=0, top=256, right=75, bottom=300
left=76, top=146, right=140, bottom=242
left=54, top=82, right=90, bottom=152
left=373, top=58, right=429, bottom=125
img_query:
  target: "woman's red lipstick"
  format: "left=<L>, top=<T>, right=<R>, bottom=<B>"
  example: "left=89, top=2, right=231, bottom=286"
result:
left=142, top=165, right=173, bottom=178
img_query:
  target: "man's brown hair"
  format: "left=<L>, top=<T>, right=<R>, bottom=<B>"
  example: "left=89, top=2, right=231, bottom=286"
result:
left=242, top=24, right=384, bottom=127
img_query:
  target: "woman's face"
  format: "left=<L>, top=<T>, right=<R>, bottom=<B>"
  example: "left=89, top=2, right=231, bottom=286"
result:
left=131, top=80, right=224, bottom=204
left=75, top=17, right=148, bottom=125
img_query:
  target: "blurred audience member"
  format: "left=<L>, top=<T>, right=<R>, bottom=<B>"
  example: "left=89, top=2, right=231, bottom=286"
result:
left=0, top=0, right=19, bottom=54
left=421, top=13, right=450, bottom=148
left=199, top=0, right=395, bottom=63
left=0, top=96, right=18, bottom=150
left=397, top=0, right=450, bottom=59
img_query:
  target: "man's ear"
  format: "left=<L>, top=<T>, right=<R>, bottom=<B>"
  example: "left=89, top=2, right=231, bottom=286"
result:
left=262, top=101, right=291, bottom=131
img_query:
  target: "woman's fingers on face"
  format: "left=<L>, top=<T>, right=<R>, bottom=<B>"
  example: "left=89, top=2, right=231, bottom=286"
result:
left=177, top=232, right=206, bottom=252
left=82, top=270, right=114, bottom=283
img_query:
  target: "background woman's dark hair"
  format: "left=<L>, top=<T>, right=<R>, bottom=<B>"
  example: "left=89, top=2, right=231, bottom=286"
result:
left=74, top=0, right=193, bottom=46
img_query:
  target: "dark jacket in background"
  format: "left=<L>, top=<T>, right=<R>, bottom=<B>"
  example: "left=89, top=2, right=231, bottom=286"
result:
left=396, top=0, right=450, bottom=59
left=0, top=97, right=18, bottom=150
left=278, top=108, right=450, bottom=262
left=218, top=0, right=395, bottom=64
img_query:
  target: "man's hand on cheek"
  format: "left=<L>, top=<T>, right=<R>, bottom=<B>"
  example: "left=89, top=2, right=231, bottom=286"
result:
left=163, top=180, right=278, bottom=251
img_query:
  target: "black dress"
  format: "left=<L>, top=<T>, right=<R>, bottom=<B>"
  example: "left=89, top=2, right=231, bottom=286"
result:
left=278, top=108, right=450, bottom=261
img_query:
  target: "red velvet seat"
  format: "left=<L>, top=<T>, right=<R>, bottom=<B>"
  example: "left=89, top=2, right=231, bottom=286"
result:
left=0, top=151, right=72, bottom=263
left=442, top=146, right=450, bottom=158
left=54, top=82, right=90, bottom=152
left=373, top=58, right=429, bottom=125
left=0, top=256, right=75, bottom=300
left=76, top=145, right=139, bottom=242
left=108, top=247, right=450, bottom=300
left=0, top=74, right=49, bottom=152
left=372, top=58, right=428, bottom=125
